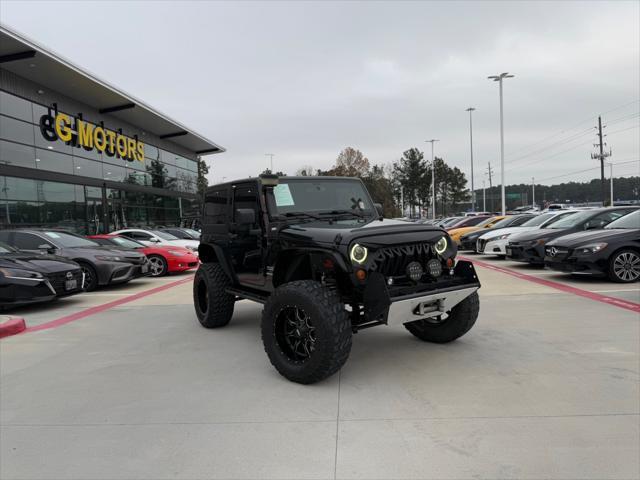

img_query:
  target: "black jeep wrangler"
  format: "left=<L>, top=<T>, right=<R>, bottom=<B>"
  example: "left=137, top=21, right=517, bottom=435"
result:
left=194, top=175, right=481, bottom=384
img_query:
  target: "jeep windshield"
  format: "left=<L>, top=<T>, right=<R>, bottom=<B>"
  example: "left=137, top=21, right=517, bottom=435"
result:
left=271, top=178, right=375, bottom=218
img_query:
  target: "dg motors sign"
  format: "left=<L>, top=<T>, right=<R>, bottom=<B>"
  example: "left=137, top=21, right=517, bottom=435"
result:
left=39, top=107, right=145, bottom=163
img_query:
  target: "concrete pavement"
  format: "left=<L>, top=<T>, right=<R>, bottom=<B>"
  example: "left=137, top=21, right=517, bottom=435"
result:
left=1, top=260, right=638, bottom=479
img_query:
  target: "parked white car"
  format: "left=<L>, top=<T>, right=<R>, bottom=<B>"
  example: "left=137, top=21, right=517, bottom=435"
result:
left=477, top=211, right=577, bottom=256
left=111, top=228, right=199, bottom=252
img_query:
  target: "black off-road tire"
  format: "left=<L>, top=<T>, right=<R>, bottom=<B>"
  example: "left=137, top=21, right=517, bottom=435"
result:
left=405, top=291, right=479, bottom=343
left=261, top=280, right=352, bottom=384
left=193, top=264, right=235, bottom=328
left=607, top=249, right=640, bottom=283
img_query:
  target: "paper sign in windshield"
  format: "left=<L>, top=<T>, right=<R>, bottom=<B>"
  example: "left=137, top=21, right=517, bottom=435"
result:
left=274, top=184, right=295, bottom=206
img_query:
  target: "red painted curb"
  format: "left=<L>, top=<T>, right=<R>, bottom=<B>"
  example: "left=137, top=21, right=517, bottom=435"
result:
left=461, top=256, right=640, bottom=314
left=21, top=275, right=195, bottom=335
left=0, top=316, right=27, bottom=338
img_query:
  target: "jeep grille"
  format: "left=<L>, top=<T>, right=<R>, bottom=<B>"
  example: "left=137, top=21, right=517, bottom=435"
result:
left=370, top=243, right=436, bottom=278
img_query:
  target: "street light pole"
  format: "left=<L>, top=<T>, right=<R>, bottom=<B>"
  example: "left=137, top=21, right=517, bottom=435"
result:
left=264, top=153, right=275, bottom=172
left=608, top=162, right=614, bottom=206
left=532, top=177, right=535, bottom=209
left=488, top=72, right=514, bottom=215
left=482, top=180, right=486, bottom=212
left=425, top=139, right=439, bottom=219
left=466, top=107, right=476, bottom=212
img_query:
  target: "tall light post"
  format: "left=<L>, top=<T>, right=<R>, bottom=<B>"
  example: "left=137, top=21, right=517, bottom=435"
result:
left=488, top=72, right=514, bottom=215
left=482, top=180, right=486, bottom=211
left=608, top=161, right=614, bottom=206
left=465, top=107, right=476, bottom=212
left=425, top=139, right=439, bottom=219
left=265, top=153, right=275, bottom=172
left=531, top=177, right=535, bottom=209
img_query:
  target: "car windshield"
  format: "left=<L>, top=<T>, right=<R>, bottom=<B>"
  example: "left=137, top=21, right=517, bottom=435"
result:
left=43, top=231, right=99, bottom=248
left=521, top=213, right=557, bottom=227
left=182, top=228, right=200, bottom=238
left=151, top=230, right=179, bottom=240
left=605, top=210, right=640, bottom=229
left=491, top=217, right=516, bottom=228
left=110, top=237, right=145, bottom=248
left=545, top=210, right=595, bottom=229
left=0, top=241, right=17, bottom=254
left=271, top=179, right=374, bottom=216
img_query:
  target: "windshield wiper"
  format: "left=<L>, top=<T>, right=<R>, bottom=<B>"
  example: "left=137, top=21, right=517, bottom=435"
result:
left=280, top=212, right=322, bottom=220
left=319, top=209, right=366, bottom=218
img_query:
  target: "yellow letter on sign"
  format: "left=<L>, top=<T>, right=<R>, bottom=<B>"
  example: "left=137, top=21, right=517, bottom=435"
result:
left=55, top=113, right=73, bottom=142
left=77, top=121, right=94, bottom=149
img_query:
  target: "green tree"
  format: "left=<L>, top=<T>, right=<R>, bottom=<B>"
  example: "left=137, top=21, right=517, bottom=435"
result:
left=392, top=148, right=427, bottom=217
left=197, top=157, right=209, bottom=198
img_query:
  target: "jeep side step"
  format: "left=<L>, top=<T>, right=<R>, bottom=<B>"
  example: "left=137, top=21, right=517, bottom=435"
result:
left=225, top=287, right=268, bottom=304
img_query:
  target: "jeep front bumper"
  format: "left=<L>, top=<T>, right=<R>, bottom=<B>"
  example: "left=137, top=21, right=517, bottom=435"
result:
left=386, top=285, right=479, bottom=326
left=361, top=260, right=480, bottom=327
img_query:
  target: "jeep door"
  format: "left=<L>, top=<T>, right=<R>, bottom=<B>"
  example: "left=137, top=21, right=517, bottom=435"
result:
left=230, top=182, right=265, bottom=286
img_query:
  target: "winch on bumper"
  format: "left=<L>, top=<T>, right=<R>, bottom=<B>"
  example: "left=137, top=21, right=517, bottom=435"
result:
left=361, top=259, right=480, bottom=327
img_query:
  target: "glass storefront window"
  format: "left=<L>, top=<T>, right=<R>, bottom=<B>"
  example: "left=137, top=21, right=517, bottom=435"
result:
left=0, top=115, right=35, bottom=144
left=1, top=176, right=37, bottom=201
left=102, top=163, right=126, bottom=182
left=144, top=144, right=159, bottom=161
left=0, top=91, right=33, bottom=122
left=0, top=140, right=37, bottom=169
left=34, top=147, right=75, bottom=175
left=73, top=156, right=104, bottom=179
left=160, top=149, right=177, bottom=166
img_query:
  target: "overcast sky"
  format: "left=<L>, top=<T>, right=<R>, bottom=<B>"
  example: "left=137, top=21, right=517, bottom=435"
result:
left=2, top=0, right=639, bottom=187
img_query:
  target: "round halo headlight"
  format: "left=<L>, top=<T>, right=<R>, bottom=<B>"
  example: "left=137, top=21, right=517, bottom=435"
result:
left=350, top=244, right=368, bottom=264
left=434, top=236, right=448, bottom=255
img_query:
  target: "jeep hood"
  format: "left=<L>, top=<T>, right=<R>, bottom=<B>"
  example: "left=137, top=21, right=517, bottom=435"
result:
left=280, top=218, right=446, bottom=247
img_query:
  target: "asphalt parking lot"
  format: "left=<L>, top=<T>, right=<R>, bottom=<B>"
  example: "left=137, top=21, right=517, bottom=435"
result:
left=1, top=260, right=638, bottom=480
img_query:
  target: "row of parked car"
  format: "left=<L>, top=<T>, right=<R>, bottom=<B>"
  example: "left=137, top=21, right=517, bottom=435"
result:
left=0, top=227, right=202, bottom=310
left=443, top=207, right=640, bottom=283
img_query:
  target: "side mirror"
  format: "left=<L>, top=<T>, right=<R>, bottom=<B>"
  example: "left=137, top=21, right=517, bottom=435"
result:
left=235, top=208, right=256, bottom=225
left=374, top=202, right=384, bottom=218
left=38, top=244, right=56, bottom=254
left=149, top=237, right=161, bottom=243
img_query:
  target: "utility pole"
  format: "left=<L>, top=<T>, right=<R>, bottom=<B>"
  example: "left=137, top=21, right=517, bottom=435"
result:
left=400, top=186, right=404, bottom=217
left=488, top=72, right=514, bottom=215
left=425, top=139, right=439, bottom=219
left=466, top=107, right=476, bottom=212
left=487, top=162, right=494, bottom=211
left=591, top=116, right=611, bottom=206
left=532, top=177, right=535, bottom=209
left=264, top=153, right=275, bottom=172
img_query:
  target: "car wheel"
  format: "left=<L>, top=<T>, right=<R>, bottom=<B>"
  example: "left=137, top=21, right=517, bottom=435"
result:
left=78, top=262, right=98, bottom=292
left=147, top=255, right=168, bottom=277
left=608, top=249, right=640, bottom=283
left=261, top=280, right=352, bottom=384
left=405, top=292, right=479, bottom=343
left=193, top=264, right=235, bottom=328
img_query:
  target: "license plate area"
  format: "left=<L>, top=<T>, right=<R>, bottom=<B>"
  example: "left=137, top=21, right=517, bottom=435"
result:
left=64, top=279, right=77, bottom=291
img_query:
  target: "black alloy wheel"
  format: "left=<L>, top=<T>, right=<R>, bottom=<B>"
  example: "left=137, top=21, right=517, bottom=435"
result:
left=609, top=250, right=640, bottom=283
left=275, top=306, right=317, bottom=361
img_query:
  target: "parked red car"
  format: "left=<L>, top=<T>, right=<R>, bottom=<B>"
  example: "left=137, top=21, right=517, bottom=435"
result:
left=88, top=235, right=199, bottom=277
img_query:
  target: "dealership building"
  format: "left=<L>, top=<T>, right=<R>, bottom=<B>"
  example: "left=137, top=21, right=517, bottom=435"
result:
left=0, top=25, right=224, bottom=234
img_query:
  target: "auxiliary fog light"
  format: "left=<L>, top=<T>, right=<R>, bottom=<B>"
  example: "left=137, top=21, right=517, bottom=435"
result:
left=427, top=259, right=442, bottom=277
left=406, top=261, right=424, bottom=282
left=387, top=277, right=394, bottom=286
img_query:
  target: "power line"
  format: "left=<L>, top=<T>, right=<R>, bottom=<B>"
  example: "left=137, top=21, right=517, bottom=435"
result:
left=504, top=99, right=639, bottom=160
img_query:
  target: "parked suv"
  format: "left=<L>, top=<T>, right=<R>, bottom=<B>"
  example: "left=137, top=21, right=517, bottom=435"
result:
left=0, top=230, right=149, bottom=291
left=193, top=175, right=481, bottom=384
